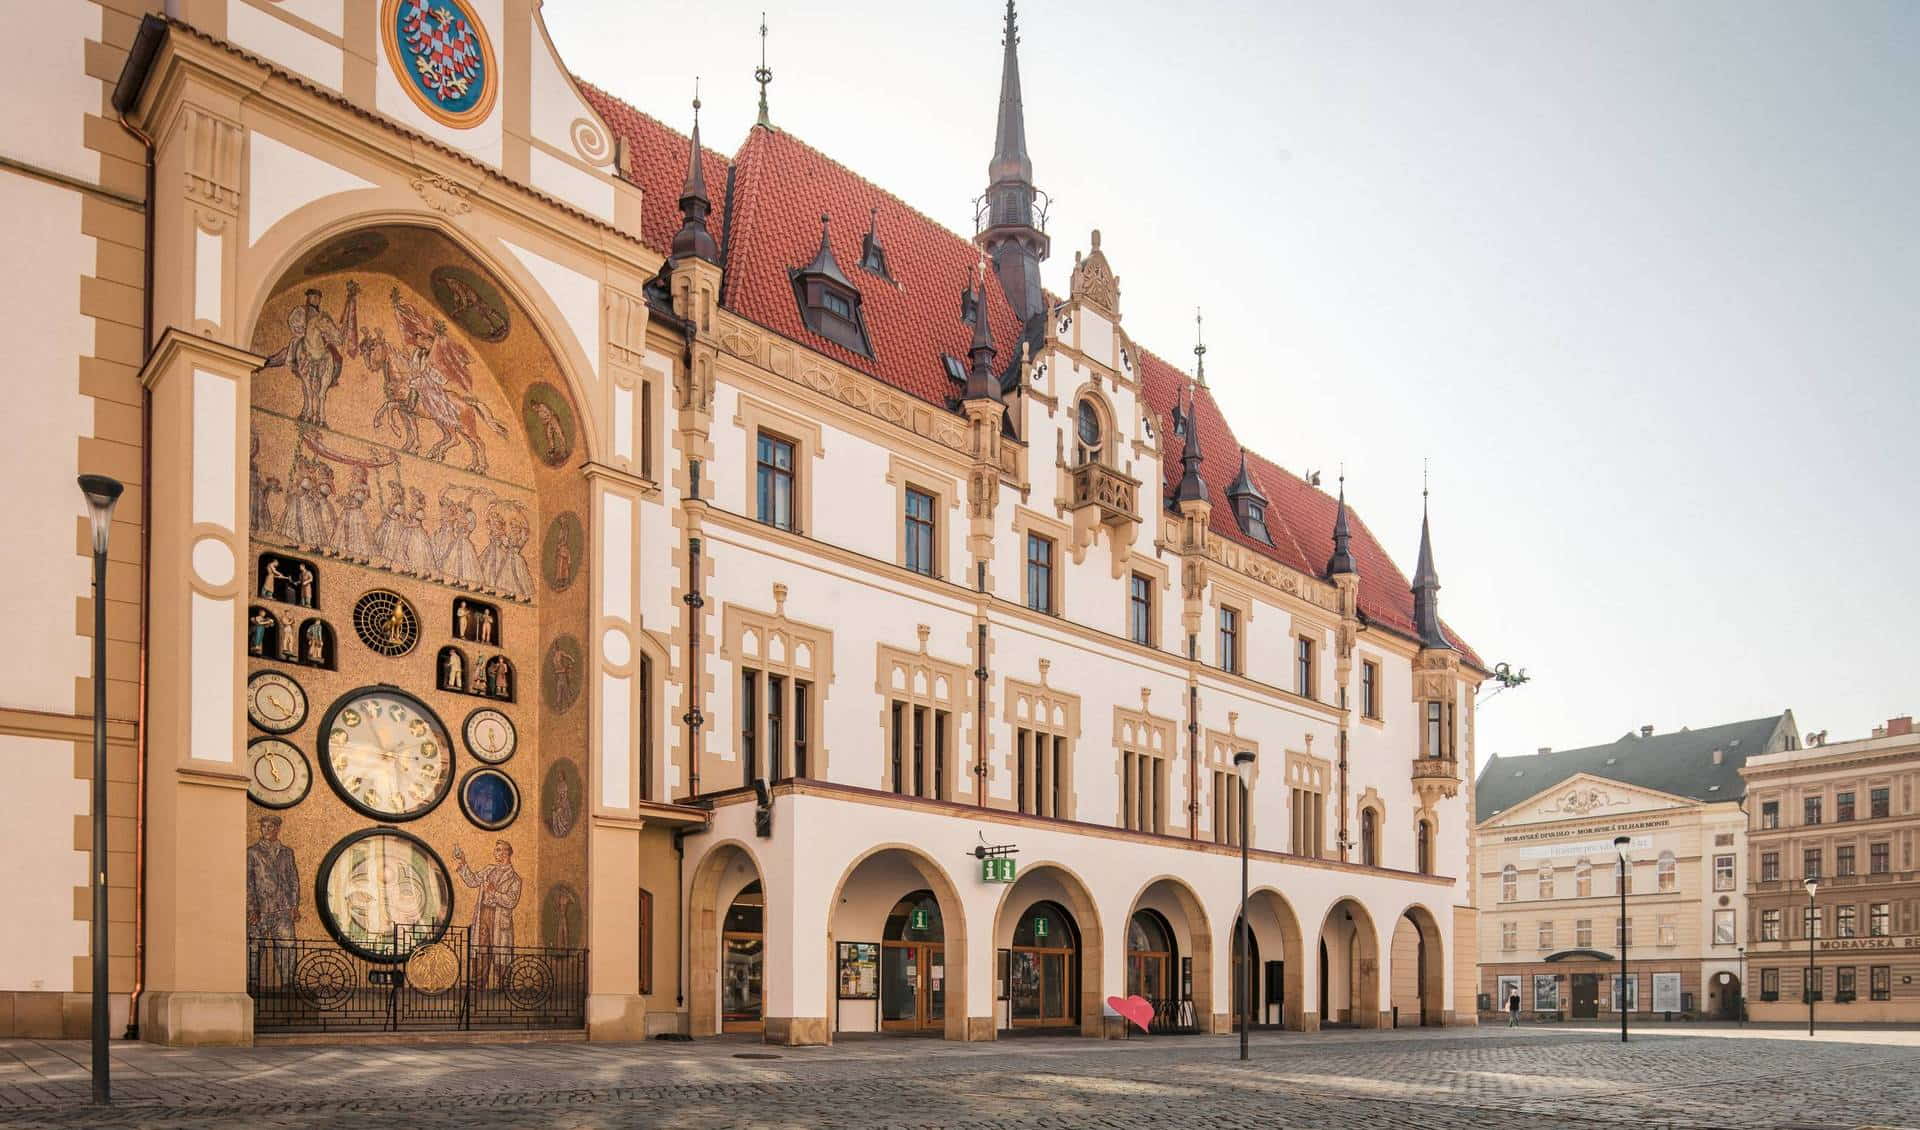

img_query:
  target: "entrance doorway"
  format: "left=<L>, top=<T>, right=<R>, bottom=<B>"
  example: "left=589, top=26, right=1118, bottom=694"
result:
left=881, top=890, right=945, bottom=1033
left=1008, top=901, right=1078, bottom=1028
left=1571, top=973, right=1599, bottom=1019
left=1717, top=974, right=1743, bottom=1020
left=722, top=881, right=764, bottom=1033
left=1229, top=917, right=1262, bottom=1029
left=1127, top=909, right=1176, bottom=1000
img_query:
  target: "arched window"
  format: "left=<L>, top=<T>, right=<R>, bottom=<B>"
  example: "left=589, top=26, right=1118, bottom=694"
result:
left=1537, top=861, right=1554, bottom=899
left=1575, top=858, right=1592, bottom=897
left=1074, top=397, right=1106, bottom=466
left=1501, top=863, right=1517, bottom=901
left=1360, top=807, right=1379, bottom=867
left=1656, top=850, right=1676, bottom=892
left=1418, top=820, right=1434, bottom=876
left=1126, top=909, right=1177, bottom=1000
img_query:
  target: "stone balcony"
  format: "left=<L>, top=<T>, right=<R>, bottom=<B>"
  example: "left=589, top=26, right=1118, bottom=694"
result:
left=1412, top=755, right=1460, bottom=804
left=1068, top=460, right=1140, bottom=528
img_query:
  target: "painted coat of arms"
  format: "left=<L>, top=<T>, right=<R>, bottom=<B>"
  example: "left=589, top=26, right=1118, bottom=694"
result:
left=383, top=0, right=498, bottom=127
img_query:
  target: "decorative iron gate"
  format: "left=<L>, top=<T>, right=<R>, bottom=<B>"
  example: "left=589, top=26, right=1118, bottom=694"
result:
left=248, top=926, right=586, bottom=1033
left=1146, top=996, right=1202, bottom=1034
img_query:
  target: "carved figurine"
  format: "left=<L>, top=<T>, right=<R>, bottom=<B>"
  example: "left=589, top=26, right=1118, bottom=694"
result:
left=455, top=602, right=471, bottom=641
left=248, top=608, right=275, bottom=656
left=304, top=620, right=326, bottom=664
left=260, top=559, right=289, bottom=601
left=296, top=564, right=315, bottom=608
left=278, top=613, right=298, bottom=661
left=443, top=649, right=464, bottom=691
left=478, top=607, right=495, bottom=645
left=489, top=655, right=511, bottom=700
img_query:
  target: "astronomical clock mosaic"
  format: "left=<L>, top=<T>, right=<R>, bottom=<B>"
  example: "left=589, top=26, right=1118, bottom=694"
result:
left=241, top=226, right=590, bottom=980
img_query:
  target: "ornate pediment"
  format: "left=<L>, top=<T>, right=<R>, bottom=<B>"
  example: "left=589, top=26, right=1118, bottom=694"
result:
left=1069, top=230, right=1120, bottom=316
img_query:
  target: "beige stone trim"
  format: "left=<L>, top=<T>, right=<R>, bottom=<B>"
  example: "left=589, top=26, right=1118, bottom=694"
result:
left=1004, top=672, right=1080, bottom=821
left=1007, top=506, right=1071, bottom=611
left=873, top=636, right=971, bottom=798
left=1204, top=725, right=1262, bottom=846
left=884, top=452, right=960, bottom=581
left=1113, top=698, right=1178, bottom=834
left=732, top=389, right=823, bottom=536
left=719, top=594, right=834, bottom=785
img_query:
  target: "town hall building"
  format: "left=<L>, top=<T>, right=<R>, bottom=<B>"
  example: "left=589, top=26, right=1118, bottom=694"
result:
left=1, top=0, right=1485, bottom=1045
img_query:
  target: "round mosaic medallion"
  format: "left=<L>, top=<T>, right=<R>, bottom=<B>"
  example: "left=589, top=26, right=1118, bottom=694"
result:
left=381, top=0, right=498, bottom=128
left=406, top=940, right=461, bottom=995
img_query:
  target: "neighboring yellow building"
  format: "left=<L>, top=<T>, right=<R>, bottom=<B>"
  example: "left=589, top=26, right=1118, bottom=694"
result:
left=1742, top=715, right=1920, bottom=1023
left=1475, top=715, right=1797, bottom=1020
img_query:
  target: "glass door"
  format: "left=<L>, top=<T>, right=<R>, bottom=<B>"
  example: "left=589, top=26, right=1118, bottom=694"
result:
left=721, top=933, right=763, bottom=1032
left=926, top=945, right=945, bottom=1023
left=881, top=942, right=919, bottom=1030
left=1009, top=950, right=1041, bottom=1023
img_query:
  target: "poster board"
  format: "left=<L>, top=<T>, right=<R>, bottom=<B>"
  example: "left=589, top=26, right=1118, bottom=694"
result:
left=1532, top=975, right=1560, bottom=1011
left=1652, top=972, right=1682, bottom=1013
left=837, top=942, right=878, bottom=1000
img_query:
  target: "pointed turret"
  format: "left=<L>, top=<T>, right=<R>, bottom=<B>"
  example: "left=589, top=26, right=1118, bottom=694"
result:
left=1326, top=477, right=1356, bottom=576
left=963, top=275, right=1001, bottom=403
left=1174, top=385, right=1207, bottom=504
left=1225, top=448, right=1265, bottom=507
left=1412, top=491, right=1450, bottom=649
left=799, top=214, right=851, bottom=287
left=975, top=1, right=1049, bottom=322
left=671, top=93, right=720, bottom=263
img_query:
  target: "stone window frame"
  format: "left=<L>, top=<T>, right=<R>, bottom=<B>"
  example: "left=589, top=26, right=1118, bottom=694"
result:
left=1114, top=700, right=1177, bottom=834
left=874, top=637, right=970, bottom=801
left=1575, top=918, right=1593, bottom=948
left=1294, top=634, right=1317, bottom=701
left=1657, top=914, right=1678, bottom=947
left=721, top=596, right=835, bottom=783
left=1501, top=863, right=1518, bottom=902
left=1205, top=727, right=1262, bottom=848
left=1575, top=858, right=1593, bottom=897
left=732, top=391, right=824, bottom=536
left=1281, top=746, right=1329, bottom=859
left=1537, top=919, right=1554, bottom=950
left=1203, top=578, right=1256, bottom=675
left=885, top=452, right=959, bottom=582
left=1358, top=657, right=1382, bottom=724
left=1500, top=921, right=1517, bottom=951
left=1004, top=672, right=1081, bottom=821
left=1355, top=787, right=1385, bottom=868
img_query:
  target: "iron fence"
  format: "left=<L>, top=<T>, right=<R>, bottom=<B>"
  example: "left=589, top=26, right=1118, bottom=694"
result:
left=248, top=926, right=585, bottom=1033
left=1146, top=996, right=1202, bottom=1034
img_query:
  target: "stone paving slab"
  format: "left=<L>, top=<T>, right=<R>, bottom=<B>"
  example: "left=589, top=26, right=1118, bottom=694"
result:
left=3, top=1026, right=1919, bottom=1128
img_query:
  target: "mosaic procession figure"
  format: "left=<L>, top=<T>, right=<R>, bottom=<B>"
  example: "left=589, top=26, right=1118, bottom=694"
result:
left=245, top=815, right=300, bottom=984
left=256, top=281, right=359, bottom=427
left=452, top=840, right=521, bottom=987
left=371, top=480, right=408, bottom=568
left=335, top=469, right=374, bottom=562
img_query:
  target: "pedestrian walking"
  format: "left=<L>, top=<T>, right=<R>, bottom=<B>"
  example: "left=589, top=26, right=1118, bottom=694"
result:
left=1507, top=989, right=1521, bottom=1027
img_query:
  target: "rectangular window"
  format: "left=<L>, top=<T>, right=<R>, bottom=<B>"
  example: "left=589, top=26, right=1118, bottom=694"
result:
left=1713, top=908, right=1736, bottom=946
left=1015, top=727, right=1066, bottom=819
left=1838, top=966, right=1855, bottom=1002
left=1837, top=905, right=1857, bottom=938
left=1714, top=854, right=1736, bottom=891
left=1425, top=702, right=1442, bottom=759
left=1360, top=660, right=1379, bottom=719
left=1501, top=921, right=1517, bottom=951
left=1616, top=917, right=1632, bottom=948
left=1804, top=795, right=1823, bottom=826
left=740, top=668, right=759, bottom=784
left=1575, top=919, right=1592, bottom=948
left=637, top=889, right=654, bottom=995
left=1871, top=842, right=1890, bottom=874
left=1760, top=800, right=1779, bottom=829
left=755, top=431, right=797, bottom=531
left=1121, top=751, right=1165, bottom=834
left=1804, top=848, right=1821, bottom=879
left=792, top=681, right=811, bottom=778
left=1128, top=573, right=1154, bottom=647
left=1870, top=903, right=1890, bottom=937
left=741, top=667, right=813, bottom=785
left=1803, top=905, right=1824, bottom=939
left=1715, top=832, right=1735, bottom=847
left=1872, top=965, right=1891, bottom=1001
left=889, top=700, right=950, bottom=801
left=1761, top=909, right=1781, bottom=941
left=821, top=289, right=852, bottom=319
left=1218, top=607, right=1241, bottom=674
left=1760, top=852, right=1779, bottom=882
left=1290, top=787, right=1324, bottom=857
left=1837, top=791, right=1856, bottom=822
left=1761, top=968, right=1779, bottom=1001
left=1804, top=967, right=1823, bottom=1003
left=1871, top=786, right=1890, bottom=819
left=903, top=488, right=936, bottom=576
left=1619, top=862, right=1633, bottom=895
left=1657, top=915, right=1677, bottom=946
left=1025, top=534, right=1054, bottom=614
left=1576, top=865, right=1592, bottom=897
left=1215, top=769, right=1249, bottom=847
left=1295, top=636, right=1315, bottom=699
left=1837, top=845, right=1856, bottom=877
left=1537, top=920, right=1553, bottom=949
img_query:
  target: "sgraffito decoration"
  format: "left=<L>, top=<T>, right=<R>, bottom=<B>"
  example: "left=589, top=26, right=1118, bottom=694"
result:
left=541, top=511, right=583, bottom=593
left=521, top=382, right=576, bottom=468
left=543, top=758, right=581, bottom=839
left=382, top=0, right=498, bottom=128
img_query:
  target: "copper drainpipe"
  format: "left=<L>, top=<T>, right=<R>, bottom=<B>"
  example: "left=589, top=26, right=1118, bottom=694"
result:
left=111, top=15, right=164, bottom=1039
left=1336, top=729, right=1350, bottom=862
left=681, top=523, right=704, bottom=799
left=973, top=561, right=987, bottom=806
left=1187, top=633, right=1199, bottom=841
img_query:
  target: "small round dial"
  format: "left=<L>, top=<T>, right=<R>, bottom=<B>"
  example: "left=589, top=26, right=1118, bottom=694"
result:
left=247, top=737, right=312, bottom=809
left=248, top=670, right=308, bottom=734
left=319, top=687, right=452, bottom=821
left=463, top=707, right=517, bottom=764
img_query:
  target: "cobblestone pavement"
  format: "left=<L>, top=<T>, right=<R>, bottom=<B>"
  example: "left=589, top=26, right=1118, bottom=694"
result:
left=4, top=1025, right=1919, bottom=1128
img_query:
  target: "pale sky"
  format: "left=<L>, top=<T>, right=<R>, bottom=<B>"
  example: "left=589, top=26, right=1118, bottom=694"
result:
left=548, top=1, right=1920, bottom=760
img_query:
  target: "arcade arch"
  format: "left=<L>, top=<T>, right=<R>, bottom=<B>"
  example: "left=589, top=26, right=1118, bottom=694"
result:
left=1317, top=898, right=1381, bottom=1029
left=825, top=845, right=969, bottom=1040
left=1389, top=903, right=1446, bottom=1027
left=1124, top=876, right=1212, bottom=1032
left=1230, top=886, right=1305, bottom=1031
left=689, top=841, right=765, bottom=1036
left=993, top=863, right=1104, bottom=1036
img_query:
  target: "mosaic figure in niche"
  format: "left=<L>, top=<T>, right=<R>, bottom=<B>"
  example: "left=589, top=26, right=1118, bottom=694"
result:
left=246, top=815, right=300, bottom=984
left=257, top=281, right=360, bottom=427
left=368, top=288, right=509, bottom=473
left=430, top=265, right=511, bottom=343
left=452, top=840, right=521, bottom=985
left=260, top=559, right=289, bottom=600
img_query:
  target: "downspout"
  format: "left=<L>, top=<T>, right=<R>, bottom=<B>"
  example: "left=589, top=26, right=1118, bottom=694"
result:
left=682, top=531, right=704, bottom=799
left=973, top=561, right=987, bottom=807
left=111, top=13, right=165, bottom=1041
left=1187, top=633, right=1199, bottom=841
left=1336, top=729, right=1350, bottom=863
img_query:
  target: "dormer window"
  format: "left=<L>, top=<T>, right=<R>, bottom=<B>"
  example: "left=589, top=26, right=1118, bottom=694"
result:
left=859, top=207, right=892, bottom=280
left=1241, top=500, right=1271, bottom=543
left=789, top=214, right=873, bottom=358
left=1225, top=449, right=1272, bottom=545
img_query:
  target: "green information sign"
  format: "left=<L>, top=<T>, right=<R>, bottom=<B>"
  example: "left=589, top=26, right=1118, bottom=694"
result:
left=980, top=857, right=1017, bottom=883
left=910, top=906, right=930, bottom=932
left=1033, top=914, right=1048, bottom=939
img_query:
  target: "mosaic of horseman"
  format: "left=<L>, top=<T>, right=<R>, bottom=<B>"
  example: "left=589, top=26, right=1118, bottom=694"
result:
left=364, top=288, right=509, bottom=473
left=256, top=281, right=360, bottom=426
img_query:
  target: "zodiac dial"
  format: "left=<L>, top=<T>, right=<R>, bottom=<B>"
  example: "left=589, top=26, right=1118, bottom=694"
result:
left=320, top=688, right=452, bottom=820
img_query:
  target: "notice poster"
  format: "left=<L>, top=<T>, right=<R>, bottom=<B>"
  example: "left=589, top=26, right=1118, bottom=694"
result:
left=1652, top=973, right=1682, bottom=1013
left=1532, top=975, right=1560, bottom=1011
left=1611, top=974, right=1639, bottom=1012
left=837, top=942, right=878, bottom=1000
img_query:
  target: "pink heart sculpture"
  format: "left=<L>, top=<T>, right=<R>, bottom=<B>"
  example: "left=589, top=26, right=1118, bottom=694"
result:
left=1107, top=994, right=1155, bottom=1033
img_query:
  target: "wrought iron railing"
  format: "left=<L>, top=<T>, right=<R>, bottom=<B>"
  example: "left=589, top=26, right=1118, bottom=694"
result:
left=1145, top=996, right=1202, bottom=1035
left=248, top=926, right=585, bottom=1033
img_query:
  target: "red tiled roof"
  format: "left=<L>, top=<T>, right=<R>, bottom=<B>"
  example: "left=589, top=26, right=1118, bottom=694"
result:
left=580, top=83, right=1480, bottom=667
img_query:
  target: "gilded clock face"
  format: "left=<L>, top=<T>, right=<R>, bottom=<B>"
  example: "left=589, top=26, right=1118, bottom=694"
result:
left=247, top=737, right=312, bottom=809
left=463, top=707, right=516, bottom=764
left=247, top=670, right=308, bottom=734
left=319, top=688, right=452, bottom=821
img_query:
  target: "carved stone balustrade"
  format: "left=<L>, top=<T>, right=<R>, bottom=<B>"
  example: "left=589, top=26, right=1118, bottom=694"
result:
left=1068, top=460, right=1139, bottom=528
left=1412, top=755, right=1461, bottom=806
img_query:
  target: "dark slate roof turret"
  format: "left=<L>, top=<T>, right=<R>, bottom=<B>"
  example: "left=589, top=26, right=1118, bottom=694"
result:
left=1411, top=491, right=1450, bottom=649
left=963, top=274, right=1001, bottom=403
left=1174, top=384, right=1207, bottom=504
left=1326, top=477, right=1356, bottom=576
left=671, top=93, right=721, bottom=263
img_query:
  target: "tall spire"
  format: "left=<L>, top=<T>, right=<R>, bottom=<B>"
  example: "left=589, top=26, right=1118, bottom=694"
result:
left=1326, top=471, right=1356, bottom=576
left=1193, top=307, right=1208, bottom=387
left=963, top=265, right=1001, bottom=403
left=976, top=0, right=1049, bottom=322
left=1175, top=384, right=1207, bottom=503
left=1411, top=475, right=1450, bottom=649
left=754, top=11, right=774, bottom=129
left=671, top=81, right=720, bottom=263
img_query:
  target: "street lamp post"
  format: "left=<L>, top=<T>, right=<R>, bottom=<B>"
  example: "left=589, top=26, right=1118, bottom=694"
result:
left=1737, top=946, right=1747, bottom=1028
left=1234, top=749, right=1256, bottom=1061
left=1614, top=834, right=1631, bottom=1044
left=1804, top=877, right=1818, bottom=1037
left=79, top=474, right=123, bottom=1106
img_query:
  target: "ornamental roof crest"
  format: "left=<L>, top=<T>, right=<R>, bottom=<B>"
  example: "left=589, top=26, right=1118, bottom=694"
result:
left=1069, top=229, right=1120, bottom=316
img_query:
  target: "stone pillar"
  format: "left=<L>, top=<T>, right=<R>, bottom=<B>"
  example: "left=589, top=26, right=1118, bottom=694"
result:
left=135, top=330, right=259, bottom=1045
